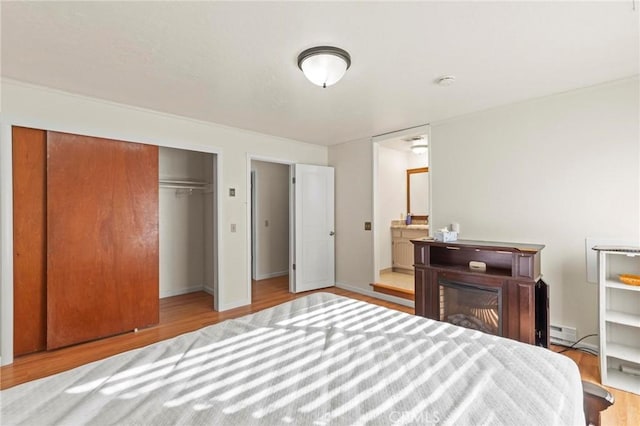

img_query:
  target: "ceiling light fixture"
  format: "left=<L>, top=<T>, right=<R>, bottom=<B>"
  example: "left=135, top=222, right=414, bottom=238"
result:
left=297, top=46, right=351, bottom=88
left=410, top=137, right=428, bottom=155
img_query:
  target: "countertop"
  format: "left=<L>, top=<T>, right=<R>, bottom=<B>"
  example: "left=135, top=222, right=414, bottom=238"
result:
left=390, top=224, right=429, bottom=230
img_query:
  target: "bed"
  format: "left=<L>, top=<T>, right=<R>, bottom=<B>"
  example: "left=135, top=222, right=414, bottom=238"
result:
left=2, top=293, right=586, bottom=425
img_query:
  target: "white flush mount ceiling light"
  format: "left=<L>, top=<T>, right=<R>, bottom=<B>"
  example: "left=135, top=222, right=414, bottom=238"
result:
left=297, top=46, right=351, bottom=88
left=410, top=136, right=428, bottom=155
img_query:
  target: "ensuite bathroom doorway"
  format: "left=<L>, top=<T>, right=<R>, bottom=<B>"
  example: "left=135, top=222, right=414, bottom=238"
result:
left=372, top=125, right=431, bottom=302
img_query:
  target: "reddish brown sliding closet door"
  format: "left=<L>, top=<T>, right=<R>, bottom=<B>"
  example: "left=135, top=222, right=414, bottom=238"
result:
left=12, top=127, right=47, bottom=356
left=46, top=131, right=159, bottom=350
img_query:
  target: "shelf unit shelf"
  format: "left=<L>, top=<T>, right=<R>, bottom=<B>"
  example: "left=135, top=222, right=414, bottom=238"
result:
left=605, top=310, right=640, bottom=327
left=606, top=368, right=640, bottom=395
left=605, top=279, right=640, bottom=292
left=607, top=342, right=640, bottom=363
left=595, top=245, right=640, bottom=395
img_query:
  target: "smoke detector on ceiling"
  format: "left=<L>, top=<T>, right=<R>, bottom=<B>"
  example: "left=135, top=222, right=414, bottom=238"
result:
left=436, top=75, right=456, bottom=86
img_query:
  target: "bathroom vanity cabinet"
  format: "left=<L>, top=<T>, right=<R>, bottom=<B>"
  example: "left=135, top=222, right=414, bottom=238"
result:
left=392, top=227, right=428, bottom=273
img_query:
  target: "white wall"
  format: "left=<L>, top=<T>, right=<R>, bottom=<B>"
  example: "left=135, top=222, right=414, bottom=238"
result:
left=327, top=79, right=639, bottom=317
left=329, top=139, right=414, bottom=308
left=430, top=77, right=640, bottom=339
left=0, top=79, right=327, bottom=364
left=251, top=160, right=290, bottom=280
left=408, top=151, right=429, bottom=170
left=377, top=147, right=410, bottom=270
left=328, top=139, right=375, bottom=292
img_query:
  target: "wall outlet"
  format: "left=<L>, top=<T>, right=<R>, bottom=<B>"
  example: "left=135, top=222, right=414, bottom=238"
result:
left=364, top=221, right=372, bottom=231
left=229, top=188, right=236, bottom=197
left=550, top=324, right=577, bottom=344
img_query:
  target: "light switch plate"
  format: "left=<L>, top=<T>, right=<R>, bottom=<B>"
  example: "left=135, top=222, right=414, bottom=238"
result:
left=229, top=188, right=236, bottom=197
left=364, top=221, right=372, bottom=231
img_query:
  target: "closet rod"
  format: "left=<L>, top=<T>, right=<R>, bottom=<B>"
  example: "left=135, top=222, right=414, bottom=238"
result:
left=158, top=179, right=208, bottom=190
left=159, top=184, right=207, bottom=190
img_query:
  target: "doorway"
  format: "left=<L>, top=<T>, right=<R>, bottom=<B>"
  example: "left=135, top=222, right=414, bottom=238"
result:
left=372, top=125, right=430, bottom=300
left=250, top=160, right=292, bottom=298
left=248, top=159, right=336, bottom=300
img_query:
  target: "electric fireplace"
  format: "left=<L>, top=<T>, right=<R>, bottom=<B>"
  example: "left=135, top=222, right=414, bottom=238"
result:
left=439, top=279, right=502, bottom=336
left=412, top=239, right=549, bottom=346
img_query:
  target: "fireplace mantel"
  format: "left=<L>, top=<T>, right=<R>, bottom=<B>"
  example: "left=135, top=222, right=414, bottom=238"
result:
left=412, top=239, right=549, bottom=346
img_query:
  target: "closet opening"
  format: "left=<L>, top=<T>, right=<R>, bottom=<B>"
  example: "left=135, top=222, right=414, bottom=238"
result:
left=8, top=126, right=220, bottom=362
left=159, top=147, right=218, bottom=308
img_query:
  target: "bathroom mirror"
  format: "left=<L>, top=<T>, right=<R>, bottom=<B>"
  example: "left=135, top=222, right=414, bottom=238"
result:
left=407, top=167, right=429, bottom=220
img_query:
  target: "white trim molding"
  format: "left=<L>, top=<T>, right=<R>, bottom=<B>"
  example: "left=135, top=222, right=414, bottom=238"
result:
left=0, top=118, right=16, bottom=365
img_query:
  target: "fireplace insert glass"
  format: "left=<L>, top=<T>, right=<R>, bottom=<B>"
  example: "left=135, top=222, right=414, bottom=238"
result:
left=439, top=279, right=502, bottom=336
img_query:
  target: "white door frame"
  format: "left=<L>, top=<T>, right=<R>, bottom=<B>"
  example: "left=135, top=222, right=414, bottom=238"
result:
left=250, top=170, right=256, bottom=280
left=0, top=115, right=222, bottom=366
left=246, top=155, right=295, bottom=299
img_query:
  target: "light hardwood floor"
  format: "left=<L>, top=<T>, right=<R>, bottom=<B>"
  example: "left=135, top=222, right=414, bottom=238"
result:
left=379, top=270, right=415, bottom=290
left=370, top=270, right=416, bottom=300
left=1, top=276, right=637, bottom=425
left=557, top=346, right=639, bottom=426
left=0, top=276, right=410, bottom=389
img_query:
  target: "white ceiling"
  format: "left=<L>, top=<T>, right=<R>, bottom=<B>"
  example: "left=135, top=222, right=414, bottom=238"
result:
left=2, top=1, right=638, bottom=146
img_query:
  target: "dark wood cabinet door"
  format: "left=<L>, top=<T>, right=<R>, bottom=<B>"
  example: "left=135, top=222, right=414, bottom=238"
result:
left=12, top=126, right=47, bottom=356
left=414, top=267, right=428, bottom=316
left=506, top=281, right=536, bottom=344
left=46, top=131, right=159, bottom=349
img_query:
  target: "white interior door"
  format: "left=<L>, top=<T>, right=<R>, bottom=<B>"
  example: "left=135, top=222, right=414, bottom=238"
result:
left=293, top=164, right=335, bottom=292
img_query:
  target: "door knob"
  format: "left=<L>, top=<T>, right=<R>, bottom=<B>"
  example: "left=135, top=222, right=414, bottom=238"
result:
left=329, top=231, right=335, bottom=236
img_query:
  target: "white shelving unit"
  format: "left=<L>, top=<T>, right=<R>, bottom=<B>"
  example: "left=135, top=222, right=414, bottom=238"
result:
left=594, top=246, right=640, bottom=395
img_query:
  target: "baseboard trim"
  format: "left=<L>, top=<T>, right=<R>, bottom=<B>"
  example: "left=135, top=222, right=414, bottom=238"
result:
left=550, top=337, right=599, bottom=354
left=254, top=270, right=288, bottom=281
left=335, top=282, right=415, bottom=308
left=159, top=285, right=205, bottom=299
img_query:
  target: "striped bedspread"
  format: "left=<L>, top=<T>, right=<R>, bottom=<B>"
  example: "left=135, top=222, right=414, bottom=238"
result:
left=1, top=293, right=584, bottom=425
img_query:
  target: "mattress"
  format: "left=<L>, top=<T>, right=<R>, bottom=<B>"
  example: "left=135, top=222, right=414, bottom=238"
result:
left=1, top=293, right=584, bottom=425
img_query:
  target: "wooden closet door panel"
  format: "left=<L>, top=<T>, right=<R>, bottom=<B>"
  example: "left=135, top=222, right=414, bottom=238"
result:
left=46, top=131, right=159, bottom=350
left=12, top=126, right=47, bottom=356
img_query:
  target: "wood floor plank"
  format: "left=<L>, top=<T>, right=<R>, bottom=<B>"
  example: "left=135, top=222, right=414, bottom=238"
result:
left=2, top=277, right=637, bottom=425
left=1, top=278, right=408, bottom=389
left=554, top=345, right=639, bottom=426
